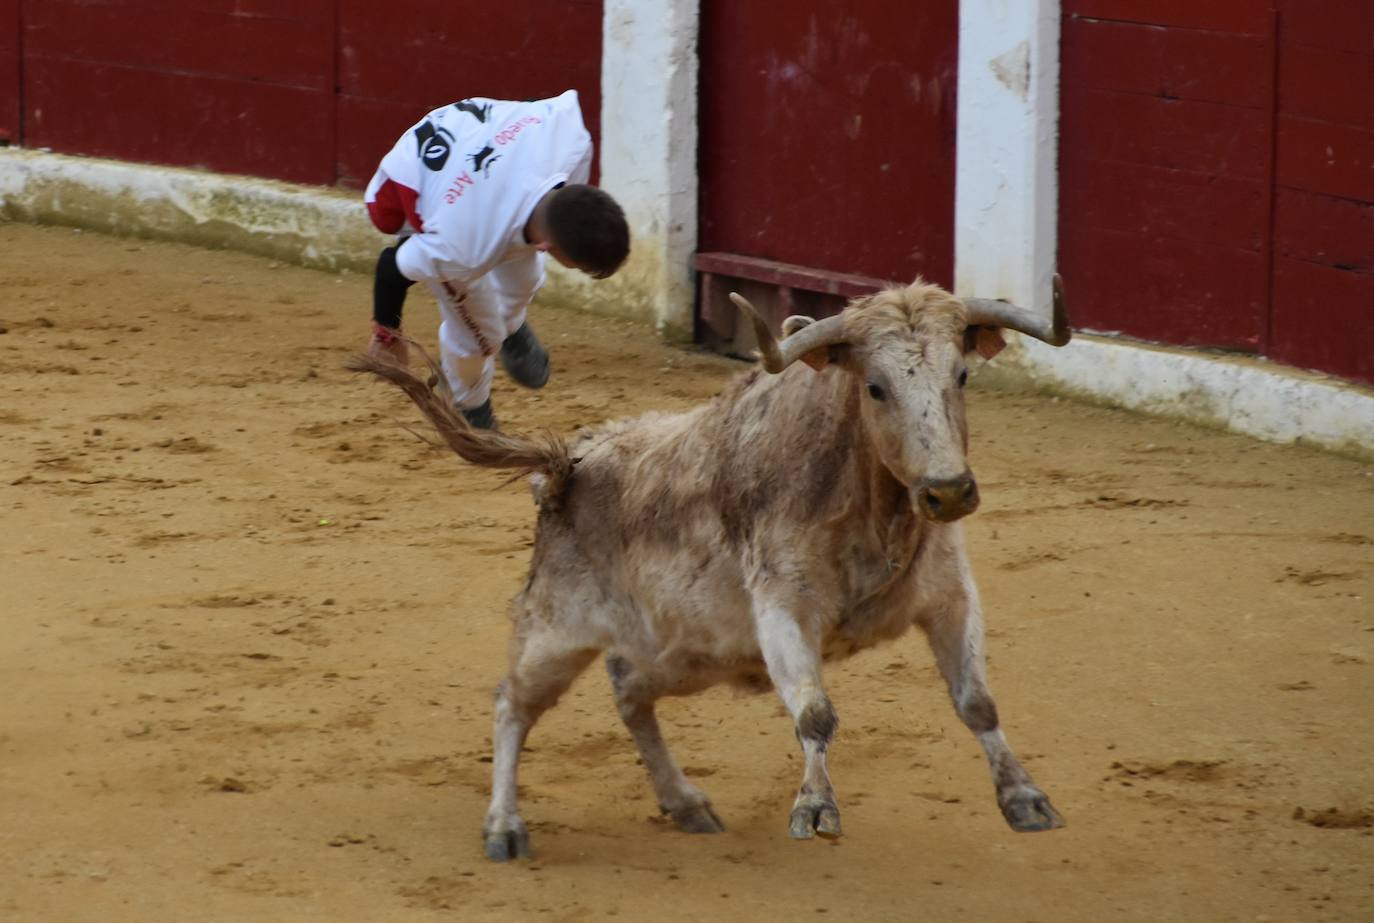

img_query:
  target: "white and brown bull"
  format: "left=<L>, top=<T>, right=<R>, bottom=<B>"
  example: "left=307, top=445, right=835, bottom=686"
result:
left=349, top=276, right=1071, bottom=860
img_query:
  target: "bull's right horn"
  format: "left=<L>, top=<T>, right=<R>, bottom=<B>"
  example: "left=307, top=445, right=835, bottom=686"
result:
left=729, top=292, right=849, bottom=373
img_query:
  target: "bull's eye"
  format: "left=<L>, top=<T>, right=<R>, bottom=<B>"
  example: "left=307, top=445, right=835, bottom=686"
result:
left=957, top=368, right=969, bottom=389
left=866, top=382, right=886, bottom=401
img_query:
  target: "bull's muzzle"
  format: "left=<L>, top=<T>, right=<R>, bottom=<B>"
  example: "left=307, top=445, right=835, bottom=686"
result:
left=915, top=473, right=980, bottom=522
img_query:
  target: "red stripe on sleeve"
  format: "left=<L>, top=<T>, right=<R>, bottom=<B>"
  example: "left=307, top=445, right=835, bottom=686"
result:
left=367, top=179, right=424, bottom=234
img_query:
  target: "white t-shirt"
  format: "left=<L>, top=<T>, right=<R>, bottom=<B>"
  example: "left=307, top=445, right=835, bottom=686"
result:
left=365, top=90, right=593, bottom=286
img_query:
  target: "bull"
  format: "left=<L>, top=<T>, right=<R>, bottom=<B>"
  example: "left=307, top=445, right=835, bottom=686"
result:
left=349, top=276, right=1072, bottom=860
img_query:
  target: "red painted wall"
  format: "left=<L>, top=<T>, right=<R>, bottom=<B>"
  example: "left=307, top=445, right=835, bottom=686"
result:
left=335, top=0, right=603, bottom=189
left=0, top=0, right=19, bottom=144
left=1060, top=0, right=1274, bottom=353
left=1268, top=0, right=1374, bottom=384
left=10, top=0, right=601, bottom=188
left=24, top=1, right=337, bottom=185
left=698, top=2, right=958, bottom=287
left=1061, top=0, right=1374, bottom=385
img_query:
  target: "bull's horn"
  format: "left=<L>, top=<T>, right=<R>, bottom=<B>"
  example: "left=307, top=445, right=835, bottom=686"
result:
left=963, top=273, right=1072, bottom=347
left=729, top=292, right=849, bottom=373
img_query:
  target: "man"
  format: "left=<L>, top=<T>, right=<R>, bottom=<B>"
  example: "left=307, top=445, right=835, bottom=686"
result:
left=364, top=90, right=629, bottom=429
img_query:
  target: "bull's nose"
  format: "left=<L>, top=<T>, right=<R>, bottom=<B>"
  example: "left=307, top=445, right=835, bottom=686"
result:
left=916, top=474, right=980, bottom=522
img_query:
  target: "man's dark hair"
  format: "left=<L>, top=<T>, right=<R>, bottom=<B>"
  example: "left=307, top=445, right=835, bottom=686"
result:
left=546, top=184, right=630, bottom=279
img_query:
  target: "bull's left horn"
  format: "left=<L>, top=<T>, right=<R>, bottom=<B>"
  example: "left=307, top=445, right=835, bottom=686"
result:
left=963, top=274, right=1072, bottom=347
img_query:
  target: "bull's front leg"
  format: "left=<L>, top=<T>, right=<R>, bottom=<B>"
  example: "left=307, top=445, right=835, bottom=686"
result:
left=754, top=603, right=842, bottom=839
left=918, top=576, right=1065, bottom=832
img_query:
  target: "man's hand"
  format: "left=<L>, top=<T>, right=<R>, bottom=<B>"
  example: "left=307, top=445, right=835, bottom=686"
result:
left=367, top=323, right=410, bottom=367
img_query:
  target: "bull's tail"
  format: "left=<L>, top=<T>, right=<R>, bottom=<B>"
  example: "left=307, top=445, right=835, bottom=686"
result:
left=346, top=345, right=574, bottom=494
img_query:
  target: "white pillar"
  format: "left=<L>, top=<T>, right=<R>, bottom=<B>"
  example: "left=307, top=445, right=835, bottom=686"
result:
left=955, top=0, right=1060, bottom=315
left=592, top=0, right=699, bottom=340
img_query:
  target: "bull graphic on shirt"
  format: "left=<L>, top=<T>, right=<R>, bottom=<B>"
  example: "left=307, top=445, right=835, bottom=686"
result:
left=454, top=99, right=493, bottom=123
left=414, top=121, right=456, bottom=172
left=470, top=145, right=501, bottom=177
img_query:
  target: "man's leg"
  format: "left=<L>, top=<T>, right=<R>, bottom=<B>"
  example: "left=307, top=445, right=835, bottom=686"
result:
left=490, top=255, right=550, bottom=389
left=367, top=240, right=415, bottom=365
left=433, top=276, right=509, bottom=430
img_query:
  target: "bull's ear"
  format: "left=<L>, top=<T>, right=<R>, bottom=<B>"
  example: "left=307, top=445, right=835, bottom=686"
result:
left=782, top=315, right=834, bottom=371
left=964, top=325, right=1006, bottom=359
left=801, top=343, right=851, bottom=371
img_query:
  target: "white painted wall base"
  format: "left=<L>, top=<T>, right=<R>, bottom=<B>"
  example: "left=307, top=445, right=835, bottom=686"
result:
left=983, top=332, right=1374, bottom=461
left=0, top=147, right=392, bottom=273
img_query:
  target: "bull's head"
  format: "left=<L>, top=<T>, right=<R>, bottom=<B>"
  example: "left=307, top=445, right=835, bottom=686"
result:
left=730, top=277, right=1071, bottom=524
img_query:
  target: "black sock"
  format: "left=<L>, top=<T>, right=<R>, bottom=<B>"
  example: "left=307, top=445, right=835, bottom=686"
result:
left=373, top=242, right=415, bottom=329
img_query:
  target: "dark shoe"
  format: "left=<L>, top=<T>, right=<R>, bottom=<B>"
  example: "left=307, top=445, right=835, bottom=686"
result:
left=460, top=398, right=498, bottom=431
left=499, top=322, right=550, bottom=389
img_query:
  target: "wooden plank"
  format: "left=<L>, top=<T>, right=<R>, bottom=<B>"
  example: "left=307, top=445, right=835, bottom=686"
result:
left=24, top=56, right=334, bottom=185
left=1066, top=0, right=1272, bottom=35
left=24, top=0, right=332, bottom=88
left=693, top=253, right=890, bottom=297
left=1276, top=115, right=1374, bottom=204
left=1279, top=45, right=1374, bottom=132
left=1056, top=227, right=1267, bottom=350
left=1277, top=0, right=1374, bottom=57
left=1063, top=17, right=1269, bottom=107
left=1060, top=157, right=1268, bottom=250
left=1273, top=188, right=1374, bottom=274
left=0, top=0, right=18, bottom=143
left=1270, top=256, right=1374, bottom=385
left=1061, top=86, right=1269, bottom=180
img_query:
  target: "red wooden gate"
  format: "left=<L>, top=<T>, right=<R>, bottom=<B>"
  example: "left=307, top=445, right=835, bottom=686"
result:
left=696, top=1, right=958, bottom=349
left=1060, top=0, right=1374, bottom=385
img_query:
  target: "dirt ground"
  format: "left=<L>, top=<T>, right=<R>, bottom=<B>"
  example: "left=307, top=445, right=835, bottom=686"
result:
left=1, top=220, right=1371, bottom=923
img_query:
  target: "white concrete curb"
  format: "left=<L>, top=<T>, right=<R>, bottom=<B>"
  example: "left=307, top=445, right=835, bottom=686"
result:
left=0, top=147, right=384, bottom=273
left=2, top=147, right=1371, bottom=461
left=989, top=333, right=1374, bottom=461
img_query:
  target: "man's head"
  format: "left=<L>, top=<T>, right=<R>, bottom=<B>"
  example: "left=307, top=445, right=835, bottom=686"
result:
left=539, top=184, right=630, bottom=279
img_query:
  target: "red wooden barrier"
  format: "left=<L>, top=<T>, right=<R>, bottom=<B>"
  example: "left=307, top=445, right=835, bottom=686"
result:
left=23, top=1, right=335, bottom=184
left=1060, top=2, right=1274, bottom=352
left=12, top=0, right=601, bottom=189
left=698, top=1, right=958, bottom=288
left=334, top=0, right=602, bottom=189
left=0, top=0, right=19, bottom=144
left=1269, top=0, right=1374, bottom=383
left=1062, top=0, right=1373, bottom=384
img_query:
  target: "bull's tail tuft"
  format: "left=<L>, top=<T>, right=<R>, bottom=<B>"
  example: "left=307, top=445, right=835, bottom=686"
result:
left=345, top=342, right=574, bottom=495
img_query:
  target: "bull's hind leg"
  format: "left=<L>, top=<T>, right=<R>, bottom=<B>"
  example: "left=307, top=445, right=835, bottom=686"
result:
left=605, top=655, right=724, bottom=834
left=754, top=604, right=843, bottom=840
left=484, top=628, right=599, bottom=861
left=918, top=592, right=1065, bottom=832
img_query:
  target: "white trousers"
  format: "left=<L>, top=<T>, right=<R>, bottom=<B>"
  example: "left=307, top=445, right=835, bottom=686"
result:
left=425, top=252, right=545, bottom=409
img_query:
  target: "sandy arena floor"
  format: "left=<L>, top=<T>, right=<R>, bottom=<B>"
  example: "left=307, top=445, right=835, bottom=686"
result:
left=2, top=221, right=1372, bottom=922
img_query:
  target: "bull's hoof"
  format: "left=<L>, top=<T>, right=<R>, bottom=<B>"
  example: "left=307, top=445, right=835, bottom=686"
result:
left=788, top=794, right=842, bottom=840
left=999, top=787, right=1066, bottom=832
left=482, top=817, right=531, bottom=861
left=670, top=801, right=726, bottom=834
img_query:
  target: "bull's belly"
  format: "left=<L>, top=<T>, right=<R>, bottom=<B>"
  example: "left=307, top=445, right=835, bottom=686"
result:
left=623, top=597, right=918, bottom=699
